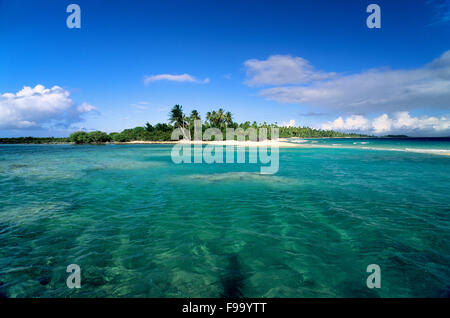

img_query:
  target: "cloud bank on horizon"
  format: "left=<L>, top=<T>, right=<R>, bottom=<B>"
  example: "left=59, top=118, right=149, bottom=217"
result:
left=321, top=112, right=449, bottom=136
left=0, top=85, right=97, bottom=130
left=244, top=51, right=450, bottom=136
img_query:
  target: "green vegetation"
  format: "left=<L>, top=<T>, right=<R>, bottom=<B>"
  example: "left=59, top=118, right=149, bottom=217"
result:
left=0, top=105, right=367, bottom=144
left=0, top=137, right=69, bottom=144
left=70, top=131, right=112, bottom=144
left=384, top=135, right=408, bottom=138
left=278, top=126, right=364, bottom=138
left=109, top=123, right=173, bottom=142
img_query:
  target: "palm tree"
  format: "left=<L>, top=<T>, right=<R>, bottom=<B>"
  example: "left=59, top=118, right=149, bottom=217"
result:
left=206, top=111, right=213, bottom=126
left=169, top=105, right=186, bottom=128
left=225, top=111, right=233, bottom=127
left=144, top=122, right=153, bottom=132
left=206, top=110, right=219, bottom=127
left=188, top=110, right=201, bottom=132
left=217, top=108, right=225, bottom=127
left=189, top=109, right=201, bottom=122
left=169, top=105, right=188, bottom=138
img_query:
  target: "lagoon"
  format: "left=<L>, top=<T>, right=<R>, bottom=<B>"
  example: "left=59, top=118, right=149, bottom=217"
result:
left=0, top=139, right=449, bottom=297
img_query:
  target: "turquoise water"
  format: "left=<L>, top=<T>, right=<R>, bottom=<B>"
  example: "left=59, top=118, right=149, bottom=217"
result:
left=0, top=140, right=449, bottom=297
left=288, top=137, right=450, bottom=155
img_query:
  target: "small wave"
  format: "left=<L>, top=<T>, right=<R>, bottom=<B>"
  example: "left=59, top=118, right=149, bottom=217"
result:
left=359, top=146, right=450, bottom=156
left=404, top=148, right=450, bottom=155
left=289, top=139, right=308, bottom=144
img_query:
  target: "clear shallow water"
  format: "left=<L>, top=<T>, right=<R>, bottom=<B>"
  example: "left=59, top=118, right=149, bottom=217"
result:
left=0, top=141, right=449, bottom=298
left=288, top=137, right=450, bottom=155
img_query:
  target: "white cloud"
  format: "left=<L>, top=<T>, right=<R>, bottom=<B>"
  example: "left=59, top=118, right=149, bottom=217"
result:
left=77, top=102, right=98, bottom=113
left=255, top=51, right=450, bottom=113
left=281, top=119, right=296, bottom=127
left=244, top=55, right=335, bottom=86
left=321, top=112, right=450, bottom=136
left=0, top=84, right=97, bottom=129
left=372, top=114, right=393, bottom=133
left=144, top=73, right=210, bottom=84
left=321, top=115, right=371, bottom=131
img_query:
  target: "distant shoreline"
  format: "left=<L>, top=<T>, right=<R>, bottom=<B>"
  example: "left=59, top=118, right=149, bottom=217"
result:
left=0, top=139, right=313, bottom=147
left=1, top=138, right=449, bottom=156
left=0, top=136, right=373, bottom=146
left=123, top=138, right=303, bottom=147
left=3, top=136, right=450, bottom=146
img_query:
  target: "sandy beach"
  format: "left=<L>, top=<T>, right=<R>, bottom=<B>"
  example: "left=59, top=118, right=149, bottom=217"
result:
left=123, top=138, right=308, bottom=148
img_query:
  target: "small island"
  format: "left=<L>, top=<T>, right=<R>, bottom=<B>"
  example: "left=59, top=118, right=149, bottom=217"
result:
left=0, top=105, right=367, bottom=144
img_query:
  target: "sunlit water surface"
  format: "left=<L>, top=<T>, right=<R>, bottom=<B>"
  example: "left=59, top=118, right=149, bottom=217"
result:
left=0, top=140, right=449, bottom=297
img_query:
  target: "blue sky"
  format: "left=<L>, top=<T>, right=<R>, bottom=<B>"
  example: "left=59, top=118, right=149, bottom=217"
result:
left=1, top=0, right=449, bottom=137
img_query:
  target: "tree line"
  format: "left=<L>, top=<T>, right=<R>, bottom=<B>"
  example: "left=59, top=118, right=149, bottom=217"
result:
left=0, top=105, right=367, bottom=144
